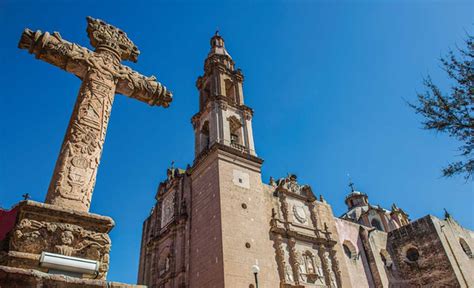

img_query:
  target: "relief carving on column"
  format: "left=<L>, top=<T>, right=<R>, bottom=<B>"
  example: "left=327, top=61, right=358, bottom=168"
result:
left=19, top=17, right=172, bottom=212
left=317, top=244, right=332, bottom=287
left=287, top=237, right=301, bottom=285
left=10, top=218, right=111, bottom=279
left=329, top=248, right=342, bottom=288
left=273, top=234, right=286, bottom=283
left=278, top=193, right=290, bottom=230
left=47, top=69, right=116, bottom=211
left=317, top=244, right=340, bottom=288
left=308, top=202, right=321, bottom=238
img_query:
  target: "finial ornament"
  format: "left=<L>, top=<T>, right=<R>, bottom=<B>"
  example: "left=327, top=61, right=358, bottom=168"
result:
left=347, top=174, right=355, bottom=192
left=444, top=208, right=452, bottom=220
left=269, top=176, right=276, bottom=186
left=86, top=16, right=140, bottom=62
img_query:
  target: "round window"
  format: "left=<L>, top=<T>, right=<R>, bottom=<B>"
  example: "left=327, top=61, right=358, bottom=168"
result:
left=406, top=247, right=419, bottom=262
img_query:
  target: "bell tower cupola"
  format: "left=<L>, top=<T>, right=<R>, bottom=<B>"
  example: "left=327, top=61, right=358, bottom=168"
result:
left=192, top=32, right=256, bottom=158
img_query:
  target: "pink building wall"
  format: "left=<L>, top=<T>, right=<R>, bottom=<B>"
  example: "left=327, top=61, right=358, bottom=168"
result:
left=335, top=218, right=375, bottom=288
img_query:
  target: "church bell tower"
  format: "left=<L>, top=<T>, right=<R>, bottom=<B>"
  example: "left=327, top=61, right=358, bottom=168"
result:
left=191, top=31, right=256, bottom=158
left=187, top=32, right=276, bottom=287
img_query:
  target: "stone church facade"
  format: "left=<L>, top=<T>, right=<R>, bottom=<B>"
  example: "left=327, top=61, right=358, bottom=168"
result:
left=137, top=33, right=474, bottom=288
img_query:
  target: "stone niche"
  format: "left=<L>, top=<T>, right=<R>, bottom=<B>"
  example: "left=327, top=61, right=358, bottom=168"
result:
left=0, top=200, right=113, bottom=280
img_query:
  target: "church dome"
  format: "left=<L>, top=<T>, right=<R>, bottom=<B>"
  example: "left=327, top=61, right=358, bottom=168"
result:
left=345, top=189, right=369, bottom=209
left=345, top=190, right=365, bottom=198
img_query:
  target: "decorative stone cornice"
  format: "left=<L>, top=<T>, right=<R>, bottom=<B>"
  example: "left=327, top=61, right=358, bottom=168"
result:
left=270, top=225, right=336, bottom=246
left=191, top=142, right=263, bottom=171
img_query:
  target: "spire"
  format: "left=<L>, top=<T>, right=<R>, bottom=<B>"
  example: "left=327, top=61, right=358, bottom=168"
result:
left=192, top=32, right=256, bottom=159
left=344, top=175, right=368, bottom=209
left=348, top=181, right=355, bottom=192
left=208, top=31, right=232, bottom=59
left=210, top=30, right=223, bottom=47
left=347, top=174, right=355, bottom=192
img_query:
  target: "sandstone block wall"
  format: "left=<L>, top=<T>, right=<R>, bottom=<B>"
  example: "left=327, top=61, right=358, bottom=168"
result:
left=334, top=218, right=375, bottom=287
left=189, top=153, right=225, bottom=287
left=387, top=215, right=459, bottom=287
left=217, top=151, right=280, bottom=288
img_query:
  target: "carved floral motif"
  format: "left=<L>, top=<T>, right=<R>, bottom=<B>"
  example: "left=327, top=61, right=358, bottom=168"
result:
left=11, top=218, right=111, bottom=279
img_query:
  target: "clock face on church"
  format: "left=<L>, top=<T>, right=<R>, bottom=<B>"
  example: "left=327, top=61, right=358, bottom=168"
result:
left=161, top=192, right=175, bottom=227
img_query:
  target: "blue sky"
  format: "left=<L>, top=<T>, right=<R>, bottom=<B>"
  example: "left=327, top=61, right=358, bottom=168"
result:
left=1, top=0, right=472, bottom=284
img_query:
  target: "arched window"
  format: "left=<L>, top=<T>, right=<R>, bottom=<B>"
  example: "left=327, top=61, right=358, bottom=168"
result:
left=342, top=240, right=357, bottom=260
left=201, top=121, right=210, bottom=149
left=200, top=82, right=211, bottom=110
left=224, top=79, right=237, bottom=103
left=459, top=238, right=473, bottom=258
left=343, top=244, right=352, bottom=259
left=371, top=218, right=384, bottom=231
left=227, top=116, right=243, bottom=147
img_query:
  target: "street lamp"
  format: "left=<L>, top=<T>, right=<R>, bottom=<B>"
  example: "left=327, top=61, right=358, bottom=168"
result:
left=251, top=264, right=260, bottom=288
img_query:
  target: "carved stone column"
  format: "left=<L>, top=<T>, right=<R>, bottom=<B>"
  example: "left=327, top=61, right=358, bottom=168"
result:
left=46, top=53, right=118, bottom=212
left=308, top=202, right=322, bottom=238
left=288, top=237, right=300, bottom=285
left=273, top=234, right=286, bottom=283
left=318, top=244, right=332, bottom=287
left=279, top=193, right=290, bottom=230
left=329, top=248, right=342, bottom=288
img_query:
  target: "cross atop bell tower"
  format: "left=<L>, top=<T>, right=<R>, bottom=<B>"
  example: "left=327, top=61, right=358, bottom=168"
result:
left=192, top=32, right=257, bottom=158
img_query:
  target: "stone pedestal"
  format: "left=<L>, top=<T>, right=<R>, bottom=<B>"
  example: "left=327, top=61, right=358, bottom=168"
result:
left=0, top=266, right=144, bottom=288
left=0, top=200, right=113, bottom=280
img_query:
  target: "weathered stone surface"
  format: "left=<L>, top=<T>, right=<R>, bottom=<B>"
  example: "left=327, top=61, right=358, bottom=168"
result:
left=0, top=265, right=145, bottom=288
left=0, top=200, right=113, bottom=280
left=19, top=17, right=172, bottom=212
left=138, top=32, right=474, bottom=288
left=139, top=33, right=352, bottom=288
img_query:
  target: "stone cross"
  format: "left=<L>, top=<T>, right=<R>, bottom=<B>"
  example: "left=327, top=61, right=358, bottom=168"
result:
left=19, top=17, right=173, bottom=212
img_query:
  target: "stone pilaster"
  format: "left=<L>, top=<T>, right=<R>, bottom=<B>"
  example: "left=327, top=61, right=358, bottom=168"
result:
left=288, top=237, right=300, bottom=285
